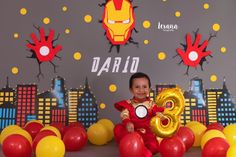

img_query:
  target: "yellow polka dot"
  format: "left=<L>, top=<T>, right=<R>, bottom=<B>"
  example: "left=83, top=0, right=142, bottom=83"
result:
left=109, top=84, right=117, bottom=92
left=143, top=20, right=151, bottom=29
left=99, top=103, right=106, bottom=109
left=43, top=17, right=50, bottom=25
left=11, top=67, right=19, bottom=75
left=203, top=3, right=209, bottom=9
left=175, top=11, right=181, bottom=17
left=65, top=28, right=70, bottom=34
left=20, top=8, right=27, bottom=15
left=212, top=23, right=220, bottom=32
left=158, top=52, right=166, bottom=60
left=144, top=40, right=149, bottom=45
left=162, top=0, right=167, bottom=2
left=73, top=52, right=82, bottom=60
left=210, top=75, right=217, bottom=82
left=220, top=47, right=227, bottom=53
left=84, top=15, right=92, bottom=23
left=62, top=6, right=68, bottom=12
left=13, top=33, right=19, bottom=39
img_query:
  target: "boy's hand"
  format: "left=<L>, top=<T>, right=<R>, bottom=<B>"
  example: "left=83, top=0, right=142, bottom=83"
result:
left=156, top=112, right=167, bottom=121
left=126, top=122, right=134, bottom=132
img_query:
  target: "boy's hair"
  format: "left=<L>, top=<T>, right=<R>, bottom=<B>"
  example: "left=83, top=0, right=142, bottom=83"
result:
left=129, top=72, right=151, bottom=88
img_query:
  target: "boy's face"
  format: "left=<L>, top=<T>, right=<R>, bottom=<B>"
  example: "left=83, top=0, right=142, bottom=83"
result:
left=130, top=77, right=150, bottom=101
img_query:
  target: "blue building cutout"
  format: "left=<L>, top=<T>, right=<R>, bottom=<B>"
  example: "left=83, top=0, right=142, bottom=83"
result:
left=190, top=77, right=205, bottom=107
left=217, top=78, right=236, bottom=126
left=78, top=78, right=98, bottom=129
left=52, top=76, right=66, bottom=108
left=0, top=102, right=16, bottom=130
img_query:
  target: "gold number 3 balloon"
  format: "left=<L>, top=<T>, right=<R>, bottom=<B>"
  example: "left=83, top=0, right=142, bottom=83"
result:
left=150, top=87, right=185, bottom=138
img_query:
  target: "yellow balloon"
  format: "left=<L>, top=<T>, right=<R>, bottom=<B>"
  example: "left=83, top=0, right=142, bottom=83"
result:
left=36, top=136, right=65, bottom=157
left=223, top=124, right=236, bottom=146
left=0, top=125, right=21, bottom=144
left=201, top=129, right=226, bottom=149
left=87, top=123, right=108, bottom=145
left=185, top=121, right=201, bottom=127
left=186, top=121, right=207, bottom=147
left=97, top=118, right=114, bottom=142
left=41, top=126, right=61, bottom=139
left=151, top=87, right=185, bottom=138
left=227, top=144, right=236, bottom=157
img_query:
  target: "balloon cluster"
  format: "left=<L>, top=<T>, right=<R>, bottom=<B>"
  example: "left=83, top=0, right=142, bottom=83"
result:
left=87, top=119, right=114, bottom=145
left=1, top=120, right=236, bottom=157
left=0, top=120, right=89, bottom=157
left=117, top=126, right=193, bottom=157
left=158, top=126, right=194, bottom=157
left=155, top=121, right=236, bottom=157
left=185, top=121, right=236, bottom=157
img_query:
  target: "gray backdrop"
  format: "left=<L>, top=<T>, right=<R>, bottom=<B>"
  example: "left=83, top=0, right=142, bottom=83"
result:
left=0, top=0, right=235, bottom=123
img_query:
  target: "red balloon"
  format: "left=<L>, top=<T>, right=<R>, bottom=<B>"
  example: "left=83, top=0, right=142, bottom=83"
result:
left=64, top=122, right=86, bottom=132
left=160, top=136, right=186, bottom=157
left=64, top=122, right=86, bottom=137
left=176, top=126, right=195, bottom=151
left=24, top=122, right=44, bottom=140
left=202, top=137, right=230, bottom=157
left=2, top=134, right=32, bottom=157
left=50, top=122, right=65, bottom=137
left=63, top=127, right=88, bottom=151
left=32, top=130, right=57, bottom=151
left=119, top=132, right=146, bottom=157
left=206, top=122, right=224, bottom=132
left=68, top=122, right=85, bottom=129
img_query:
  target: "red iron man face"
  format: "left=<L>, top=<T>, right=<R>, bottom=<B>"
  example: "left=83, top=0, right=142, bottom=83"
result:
left=102, top=0, right=135, bottom=45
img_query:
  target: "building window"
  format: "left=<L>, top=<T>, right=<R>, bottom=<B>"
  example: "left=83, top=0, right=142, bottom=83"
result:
left=194, top=81, right=200, bottom=86
left=194, top=87, right=200, bottom=91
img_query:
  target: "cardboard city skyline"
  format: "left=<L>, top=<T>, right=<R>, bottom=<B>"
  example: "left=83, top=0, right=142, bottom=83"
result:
left=0, top=76, right=236, bottom=131
left=0, top=76, right=98, bottom=131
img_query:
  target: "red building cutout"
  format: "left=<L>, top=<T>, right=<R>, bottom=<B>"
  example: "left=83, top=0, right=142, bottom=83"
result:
left=16, top=84, right=37, bottom=127
left=51, top=108, right=67, bottom=125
